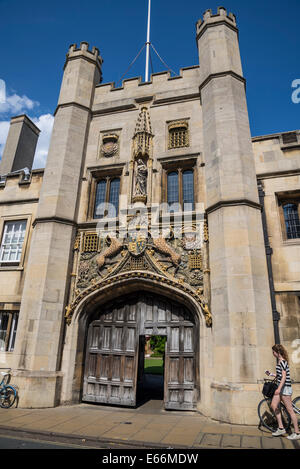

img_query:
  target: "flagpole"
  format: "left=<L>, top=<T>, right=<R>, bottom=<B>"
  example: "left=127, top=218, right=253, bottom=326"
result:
left=145, top=0, right=151, bottom=82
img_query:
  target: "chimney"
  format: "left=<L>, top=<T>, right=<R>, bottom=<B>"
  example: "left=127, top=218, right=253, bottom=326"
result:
left=0, top=114, right=40, bottom=176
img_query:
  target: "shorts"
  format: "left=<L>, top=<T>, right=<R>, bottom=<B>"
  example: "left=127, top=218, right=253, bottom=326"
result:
left=280, top=386, right=293, bottom=396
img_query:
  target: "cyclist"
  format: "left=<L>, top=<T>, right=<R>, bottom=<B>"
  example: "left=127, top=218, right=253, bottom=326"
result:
left=265, top=344, right=300, bottom=440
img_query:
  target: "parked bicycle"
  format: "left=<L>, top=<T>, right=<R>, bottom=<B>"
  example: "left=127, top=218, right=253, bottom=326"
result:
left=0, top=368, right=17, bottom=408
left=258, top=378, right=300, bottom=432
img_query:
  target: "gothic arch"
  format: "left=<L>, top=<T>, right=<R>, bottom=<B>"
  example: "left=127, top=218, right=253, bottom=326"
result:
left=62, top=275, right=207, bottom=409
left=67, top=272, right=211, bottom=328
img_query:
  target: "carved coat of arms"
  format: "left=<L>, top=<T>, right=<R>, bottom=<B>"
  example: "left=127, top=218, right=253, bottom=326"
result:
left=101, top=135, right=119, bottom=158
left=128, top=234, right=147, bottom=257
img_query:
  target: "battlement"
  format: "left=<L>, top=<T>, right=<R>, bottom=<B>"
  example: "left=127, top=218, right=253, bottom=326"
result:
left=95, top=65, right=200, bottom=95
left=196, top=6, right=237, bottom=38
left=65, top=42, right=103, bottom=66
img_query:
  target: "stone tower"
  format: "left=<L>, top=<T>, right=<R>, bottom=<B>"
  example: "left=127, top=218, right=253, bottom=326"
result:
left=0, top=115, right=40, bottom=176
left=197, top=8, right=275, bottom=422
left=13, top=43, right=103, bottom=406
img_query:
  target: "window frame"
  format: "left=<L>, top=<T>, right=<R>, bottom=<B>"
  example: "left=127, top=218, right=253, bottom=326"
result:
left=87, top=166, right=123, bottom=221
left=277, top=192, right=300, bottom=243
left=0, top=309, right=19, bottom=352
left=0, top=215, right=31, bottom=269
left=161, top=158, right=197, bottom=212
left=168, top=121, right=190, bottom=150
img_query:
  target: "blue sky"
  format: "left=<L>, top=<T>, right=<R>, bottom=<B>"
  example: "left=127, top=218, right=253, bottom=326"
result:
left=0, top=0, right=299, bottom=168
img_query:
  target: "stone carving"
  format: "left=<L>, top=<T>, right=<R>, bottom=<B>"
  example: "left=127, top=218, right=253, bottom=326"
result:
left=66, top=225, right=211, bottom=327
left=152, top=235, right=181, bottom=272
left=77, top=253, right=99, bottom=289
left=65, top=269, right=212, bottom=328
left=134, top=159, right=148, bottom=197
left=100, top=134, right=119, bottom=158
left=181, top=231, right=202, bottom=251
left=132, top=107, right=153, bottom=159
left=96, top=235, right=123, bottom=270
left=127, top=233, right=147, bottom=257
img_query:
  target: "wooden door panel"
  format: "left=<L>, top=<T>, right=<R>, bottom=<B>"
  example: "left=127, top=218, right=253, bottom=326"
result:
left=112, top=356, right=121, bottom=380
left=126, top=328, right=136, bottom=351
left=113, top=327, right=123, bottom=351
left=183, top=358, right=194, bottom=383
left=164, top=302, right=197, bottom=410
left=83, top=305, right=138, bottom=406
left=169, top=358, right=180, bottom=383
left=83, top=293, right=198, bottom=410
left=170, top=328, right=180, bottom=352
left=184, top=327, right=193, bottom=352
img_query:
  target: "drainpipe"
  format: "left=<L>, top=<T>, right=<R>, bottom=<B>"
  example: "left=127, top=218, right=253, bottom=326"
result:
left=257, top=180, right=281, bottom=344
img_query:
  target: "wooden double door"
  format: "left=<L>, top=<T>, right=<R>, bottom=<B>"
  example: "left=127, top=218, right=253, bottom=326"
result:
left=82, top=293, right=198, bottom=410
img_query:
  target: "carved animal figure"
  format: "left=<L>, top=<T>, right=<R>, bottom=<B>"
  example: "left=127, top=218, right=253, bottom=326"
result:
left=152, top=236, right=181, bottom=270
left=96, top=236, right=123, bottom=270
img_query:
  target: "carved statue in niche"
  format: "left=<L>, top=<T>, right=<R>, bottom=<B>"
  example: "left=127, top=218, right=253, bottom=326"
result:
left=134, top=158, right=148, bottom=197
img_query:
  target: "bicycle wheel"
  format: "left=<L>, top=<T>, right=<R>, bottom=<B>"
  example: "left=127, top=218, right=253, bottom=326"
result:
left=0, top=385, right=16, bottom=408
left=258, top=398, right=291, bottom=432
left=292, top=396, right=300, bottom=427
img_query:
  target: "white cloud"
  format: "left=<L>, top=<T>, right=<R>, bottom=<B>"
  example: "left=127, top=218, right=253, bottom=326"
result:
left=0, top=92, right=39, bottom=115
left=0, top=79, right=6, bottom=104
left=0, top=120, right=10, bottom=162
left=32, top=113, right=54, bottom=169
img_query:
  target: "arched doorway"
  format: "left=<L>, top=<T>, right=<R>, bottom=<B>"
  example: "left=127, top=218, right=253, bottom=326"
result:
left=82, top=291, right=199, bottom=410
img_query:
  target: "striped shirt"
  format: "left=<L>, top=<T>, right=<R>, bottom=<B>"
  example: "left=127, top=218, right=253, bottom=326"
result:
left=276, top=360, right=292, bottom=388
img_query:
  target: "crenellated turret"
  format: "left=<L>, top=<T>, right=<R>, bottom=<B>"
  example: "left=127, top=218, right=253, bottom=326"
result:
left=196, top=6, right=236, bottom=31
left=65, top=42, right=103, bottom=74
left=39, top=41, right=103, bottom=220
left=57, top=41, right=103, bottom=110
left=196, top=6, right=241, bottom=83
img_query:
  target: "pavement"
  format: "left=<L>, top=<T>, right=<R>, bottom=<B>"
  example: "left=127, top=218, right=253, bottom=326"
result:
left=0, top=398, right=299, bottom=450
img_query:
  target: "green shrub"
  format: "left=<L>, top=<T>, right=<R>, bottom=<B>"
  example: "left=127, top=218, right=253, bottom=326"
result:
left=150, top=336, right=166, bottom=356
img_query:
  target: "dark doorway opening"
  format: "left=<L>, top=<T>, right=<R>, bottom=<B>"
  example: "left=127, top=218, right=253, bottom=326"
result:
left=136, top=335, right=166, bottom=406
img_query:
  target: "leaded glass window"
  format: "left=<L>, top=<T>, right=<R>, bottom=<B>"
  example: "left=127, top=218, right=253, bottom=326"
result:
left=283, top=203, right=300, bottom=239
left=108, top=178, right=120, bottom=218
left=94, top=177, right=120, bottom=219
left=94, top=180, right=107, bottom=219
left=0, top=311, right=18, bottom=352
left=167, top=171, right=179, bottom=208
left=167, top=170, right=194, bottom=212
left=0, top=220, right=26, bottom=264
left=182, top=170, right=194, bottom=210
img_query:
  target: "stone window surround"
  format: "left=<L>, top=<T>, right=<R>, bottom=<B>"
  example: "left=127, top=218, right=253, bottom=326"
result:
left=0, top=306, right=19, bottom=352
left=0, top=214, right=31, bottom=270
left=160, top=156, right=198, bottom=210
left=167, top=119, right=190, bottom=151
left=276, top=191, right=300, bottom=243
left=87, top=164, right=125, bottom=222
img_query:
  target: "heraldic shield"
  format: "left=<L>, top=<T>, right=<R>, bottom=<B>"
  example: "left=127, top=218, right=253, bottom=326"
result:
left=128, top=234, right=147, bottom=257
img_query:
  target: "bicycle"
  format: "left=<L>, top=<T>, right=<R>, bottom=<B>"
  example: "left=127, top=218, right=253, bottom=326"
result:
left=0, top=368, right=17, bottom=408
left=292, top=395, right=300, bottom=427
left=258, top=379, right=300, bottom=433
